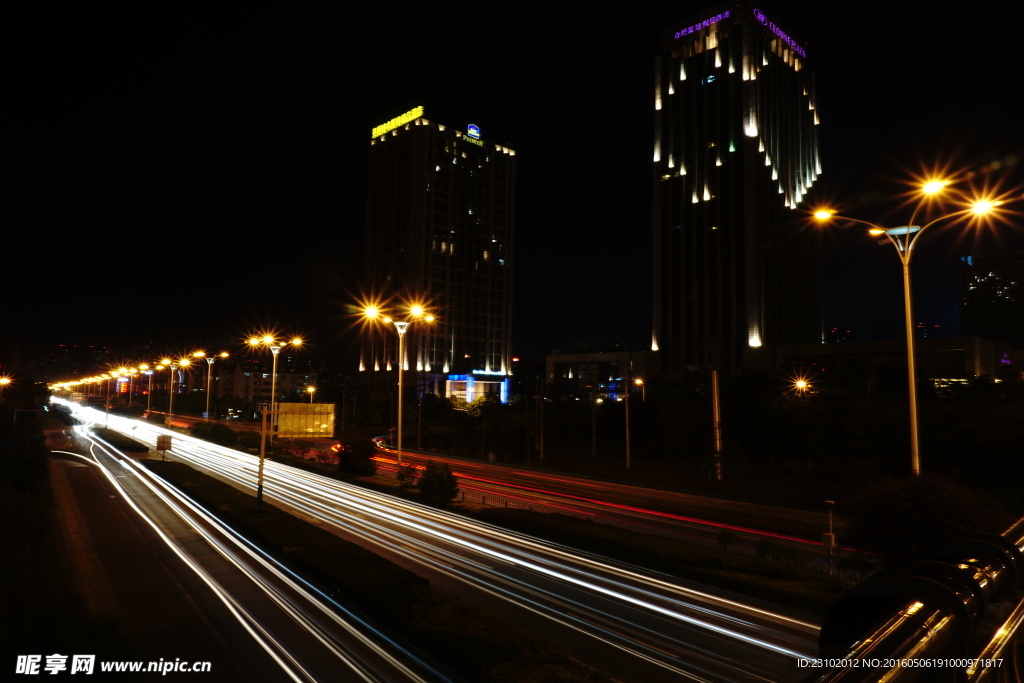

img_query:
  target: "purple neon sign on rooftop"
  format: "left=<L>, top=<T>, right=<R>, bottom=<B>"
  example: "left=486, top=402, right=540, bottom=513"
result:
left=674, top=10, right=731, bottom=39
left=673, top=7, right=807, bottom=59
left=753, top=9, right=806, bottom=58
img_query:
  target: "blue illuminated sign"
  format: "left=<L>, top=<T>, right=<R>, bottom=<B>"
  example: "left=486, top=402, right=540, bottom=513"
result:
left=467, top=124, right=480, bottom=139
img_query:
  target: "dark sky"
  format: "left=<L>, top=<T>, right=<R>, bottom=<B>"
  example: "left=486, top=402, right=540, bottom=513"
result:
left=8, top=4, right=1024, bottom=372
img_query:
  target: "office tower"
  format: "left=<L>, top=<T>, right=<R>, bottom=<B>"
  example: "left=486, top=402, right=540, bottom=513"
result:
left=362, top=107, right=516, bottom=402
left=960, top=252, right=1023, bottom=348
left=652, top=5, right=822, bottom=375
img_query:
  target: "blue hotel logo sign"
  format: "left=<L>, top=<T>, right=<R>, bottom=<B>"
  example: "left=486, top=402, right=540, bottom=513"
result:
left=467, top=124, right=481, bottom=139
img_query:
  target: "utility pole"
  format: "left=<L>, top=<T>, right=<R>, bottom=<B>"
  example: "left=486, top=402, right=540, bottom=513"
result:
left=710, top=339, right=723, bottom=481
left=624, top=359, right=632, bottom=469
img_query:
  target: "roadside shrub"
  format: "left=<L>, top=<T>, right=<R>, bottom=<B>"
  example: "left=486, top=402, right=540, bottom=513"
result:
left=397, top=463, right=419, bottom=486
left=336, top=436, right=377, bottom=476
left=417, top=460, right=458, bottom=507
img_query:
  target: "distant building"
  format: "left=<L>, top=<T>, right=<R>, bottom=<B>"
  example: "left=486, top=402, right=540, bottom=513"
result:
left=826, top=328, right=853, bottom=344
left=546, top=351, right=653, bottom=401
left=652, top=5, right=822, bottom=376
left=211, top=362, right=317, bottom=405
left=17, top=344, right=113, bottom=382
left=748, top=337, right=1022, bottom=386
left=914, top=322, right=945, bottom=340
left=960, top=252, right=1023, bottom=348
left=362, top=107, right=516, bottom=403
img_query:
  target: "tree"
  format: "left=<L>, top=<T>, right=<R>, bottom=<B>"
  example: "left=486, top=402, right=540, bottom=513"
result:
left=417, top=460, right=458, bottom=507
left=396, top=463, right=419, bottom=485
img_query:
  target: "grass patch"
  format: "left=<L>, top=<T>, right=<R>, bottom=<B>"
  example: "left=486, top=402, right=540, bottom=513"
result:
left=92, top=427, right=149, bottom=452
left=469, top=508, right=846, bottom=615
left=264, top=455, right=844, bottom=614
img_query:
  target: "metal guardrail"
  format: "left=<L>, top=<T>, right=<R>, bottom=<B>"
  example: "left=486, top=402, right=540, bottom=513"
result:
left=805, top=517, right=1024, bottom=682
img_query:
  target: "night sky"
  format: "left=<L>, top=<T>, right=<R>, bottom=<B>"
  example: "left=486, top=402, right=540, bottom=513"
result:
left=9, top=4, right=1024, bottom=373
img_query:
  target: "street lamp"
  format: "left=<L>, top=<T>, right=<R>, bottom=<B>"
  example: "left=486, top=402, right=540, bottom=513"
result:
left=246, top=335, right=303, bottom=435
left=362, top=303, right=434, bottom=468
left=247, top=335, right=303, bottom=509
left=814, top=180, right=1003, bottom=476
left=119, top=367, right=139, bottom=408
left=162, top=357, right=192, bottom=420
left=101, top=373, right=113, bottom=427
left=139, top=364, right=157, bottom=412
left=194, top=351, right=229, bottom=420
left=306, top=386, right=317, bottom=403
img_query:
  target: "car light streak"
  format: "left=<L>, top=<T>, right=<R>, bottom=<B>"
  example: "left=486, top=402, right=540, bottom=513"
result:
left=63, top=430, right=443, bottom=683
left=56, top=446, right=313, bottom=682
left=61, top=400, right=818, bottom=680
left=377, top=452, right=823, bottom=547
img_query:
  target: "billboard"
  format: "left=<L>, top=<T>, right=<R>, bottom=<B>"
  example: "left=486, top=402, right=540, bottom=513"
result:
left=276, top=403, right=335, bottom=438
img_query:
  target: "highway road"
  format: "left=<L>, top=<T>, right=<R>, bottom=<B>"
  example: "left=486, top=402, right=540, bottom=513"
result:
left=373, top=442, right=848, bottom=559
left=60, top=415, right=454, bottom=682
left=57, top=400, right=820, bottom=681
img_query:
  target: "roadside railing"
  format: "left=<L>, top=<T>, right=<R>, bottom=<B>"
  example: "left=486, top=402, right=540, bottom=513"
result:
left=805, top=517, right=1024, bottom=681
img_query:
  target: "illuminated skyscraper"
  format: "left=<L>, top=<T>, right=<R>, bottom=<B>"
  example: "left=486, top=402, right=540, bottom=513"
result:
left=362, top=107, right=516, bottom=402
left=652, top=5, right=822, bottom=374
left=960, top=252, right=1023, bottom=349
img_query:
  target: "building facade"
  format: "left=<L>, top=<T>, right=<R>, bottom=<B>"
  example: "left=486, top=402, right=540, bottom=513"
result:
left=652, top=5, right=822, bottom=376
left=546, top=350, right=653, bottom=401
left=362, top=107, right=516, bottom=402
left=960, top=252, right=1023, bottom=349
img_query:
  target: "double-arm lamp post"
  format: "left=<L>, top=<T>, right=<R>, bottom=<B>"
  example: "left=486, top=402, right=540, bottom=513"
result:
left=139, top=363, right=166, bottom=413
left=246, top=335, right=303, bottom=509
left=814, top=179, right=1002, bottom=476
left=362, top=303, right=434, bottom=468
left=160, top=357, right=192, bottom=420
left=192, top=351, right=229, bottom=420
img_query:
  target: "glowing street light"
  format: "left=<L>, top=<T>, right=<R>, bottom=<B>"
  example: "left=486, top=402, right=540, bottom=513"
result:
left=306, top=386, right=317, bottom=403
left=162, top=357, right=192, bottom=420
left=814, top=179, right=1006, bottom=476
left=633, top=377, right=646, bottom=403
left=247, top=335, right=303, bottom=509
left=115, top=366, right=140, bottom=408
left=140, top=364, right=159, bottom=412
left=246, top=335, right=303, bottom=433
left=362, top=302, right=435, bottom=468
left=194, top=351, right=229, bottom=420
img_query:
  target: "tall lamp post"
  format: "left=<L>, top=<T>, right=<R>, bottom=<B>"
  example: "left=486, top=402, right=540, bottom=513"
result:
left=194, top=351, right=229, bottom=420
left=162, top=357, right=192, bottom=420
left=362, top=303, right=434, bottom=468
left=246, top=335, right=303, bottom=436
left=247, top=335, right=303, bottom=509
left=815, top=181, right=1001, bottom=476
left=140, top=364, right=160, bottom=412
left=102, top=373, right=113, bottom=427
left=126, top=367, right=141, bottom=408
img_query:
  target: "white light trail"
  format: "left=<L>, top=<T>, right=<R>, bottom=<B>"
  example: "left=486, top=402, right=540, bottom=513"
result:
left=58, top=400, right=817, bottom=680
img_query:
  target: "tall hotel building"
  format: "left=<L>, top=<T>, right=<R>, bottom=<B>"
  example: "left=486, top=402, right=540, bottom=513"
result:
left=652, top=5, right=822, bottom=375
left=362, top=107, right=516, bottom=402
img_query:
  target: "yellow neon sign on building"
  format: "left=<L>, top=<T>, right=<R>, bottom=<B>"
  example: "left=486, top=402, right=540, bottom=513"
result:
left=371, top=106, right=425, bottom=138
